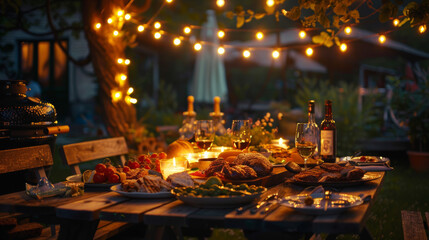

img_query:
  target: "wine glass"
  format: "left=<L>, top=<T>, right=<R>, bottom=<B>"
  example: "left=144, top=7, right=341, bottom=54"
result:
left=231, top=120, right=252, bottom=150
left=295, top=123, right=318, bottom=170
left=194, top=120, right=215, bottom=151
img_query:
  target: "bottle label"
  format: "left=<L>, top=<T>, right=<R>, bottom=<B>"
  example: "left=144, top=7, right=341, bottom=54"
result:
left=320, top=130, right=334, bottom=155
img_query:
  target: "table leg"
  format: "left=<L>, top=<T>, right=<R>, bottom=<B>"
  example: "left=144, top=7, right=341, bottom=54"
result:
left=359, top=226, right=374, bottom=240
left=144, top=225, right=165, bottom=240
left=57, top=218, right=99, bottom=240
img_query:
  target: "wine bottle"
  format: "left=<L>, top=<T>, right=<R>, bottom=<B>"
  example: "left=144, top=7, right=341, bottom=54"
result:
left=308, top=100, right=320, bottom=157
left=320, top=100, right=336, bottom=163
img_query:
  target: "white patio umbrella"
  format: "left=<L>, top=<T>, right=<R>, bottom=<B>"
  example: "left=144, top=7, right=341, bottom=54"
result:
left=191, top=10, right=228, bottom=103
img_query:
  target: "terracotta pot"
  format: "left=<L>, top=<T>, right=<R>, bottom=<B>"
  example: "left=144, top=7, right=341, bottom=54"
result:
left=407, top=151, right=429, bottom=172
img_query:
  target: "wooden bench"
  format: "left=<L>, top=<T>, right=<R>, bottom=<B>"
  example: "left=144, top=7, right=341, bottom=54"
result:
left=0, top=144, right=55, bottom=239
left=60, top=137, right=132, bottom=240
left=401, top=210, right=429, bottom=240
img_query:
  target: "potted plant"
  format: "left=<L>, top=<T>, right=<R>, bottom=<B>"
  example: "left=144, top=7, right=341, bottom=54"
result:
left=389, top=71, right=429, bottom=171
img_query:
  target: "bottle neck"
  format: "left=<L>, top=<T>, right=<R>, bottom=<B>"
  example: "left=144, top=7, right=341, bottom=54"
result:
left=308, top=112, right=316, bottom=124
left=324, top=104, right=332, bottom=120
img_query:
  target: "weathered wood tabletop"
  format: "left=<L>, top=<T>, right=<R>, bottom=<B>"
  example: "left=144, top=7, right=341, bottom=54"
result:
left=0, top=170, right=385, bottom=239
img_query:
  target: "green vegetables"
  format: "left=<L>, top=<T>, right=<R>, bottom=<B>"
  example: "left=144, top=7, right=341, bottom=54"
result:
left=173, top=182, right=266, bottom=197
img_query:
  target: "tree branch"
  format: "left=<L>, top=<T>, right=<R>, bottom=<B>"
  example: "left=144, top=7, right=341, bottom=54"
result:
left=45, top=0, right=91, bottom=66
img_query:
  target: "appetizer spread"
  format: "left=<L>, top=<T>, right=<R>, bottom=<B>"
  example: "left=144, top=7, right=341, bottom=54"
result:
left=292, top=163, right=365, bottom=182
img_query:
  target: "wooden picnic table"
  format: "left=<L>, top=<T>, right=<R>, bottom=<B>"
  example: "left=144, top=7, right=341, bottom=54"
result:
left=0, top=170, right=385, bottom=240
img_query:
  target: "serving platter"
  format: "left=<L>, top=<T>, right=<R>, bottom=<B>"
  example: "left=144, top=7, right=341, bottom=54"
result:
left=338, top=156, right=390, bottom=166
left=280, top=192, right=363, bottom=215
left=110, top=184, right=173, bottom=198
left=290, top=172, right=383, bottom=187
left=172, top=191, right=263, bottom=208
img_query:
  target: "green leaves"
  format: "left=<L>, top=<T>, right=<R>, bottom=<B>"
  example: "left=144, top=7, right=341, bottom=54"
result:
left=312, top=31, right=334, bottom=47
left=379, top=2, right=398, bottom=23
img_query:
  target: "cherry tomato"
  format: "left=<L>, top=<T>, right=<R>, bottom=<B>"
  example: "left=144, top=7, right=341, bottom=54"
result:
left=138, top=155, right=147, bottom=163
left=122, top=166, right=130, bottom=173
left=108, top=173, right=120, bottom=183
left=128, top=161, right=140, bottom=169
left=144, top=157, right=152, bottom=165
left=95, top=163, right=107, bottom=173
left=143, top=165, right=151, bottom=169
left=150, top=153, right=158, bottom=159
left=105, top=166, right=117, bottom=177
left=93, top=173, right=106, bottom=183
left=158, top=152, right=167, bottom=159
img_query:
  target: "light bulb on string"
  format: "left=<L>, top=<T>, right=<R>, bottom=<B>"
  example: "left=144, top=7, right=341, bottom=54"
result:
left=344, top=26, right=352, bottom=35
left=166, top=0, right=173, bottom=3
left=217, top=0, right=225, bottom=7
left=124, top=59, right=130, bottom=65
left=217, top=46, right=225, bottom=55
left=184, top=26, right=191, bottom=34
left=272, top=50, right=280, bottom=59
left=137, top=25, right=145, bottom=32
left=154, top=32, right=162, bottom=39
left=120, top=74, right=127, bottom=81
left=129, top=98, right=137, bottom=104
left=107, top=18, right=113, bottom=24
left=127, top=87, right=134, bottom=95
left=378, top=35, right=386, bottom=44
left=218, top=30, right=225, bottom=39
left=94, top=23, right=101, bottom=30
left=266, top=0, right=275, bottom=7
left=419, top=25, right=427, bottom=34
left=299, top=30, right=306, bottom=39
left=113, top=30, right=119, bottom=36
left=124, top=14, right=131, bottom=20
left=243, top=49, right=251, bottom=58
left=194, top=43, right=202, bottom=51
left=340, top=43, right=347, bottom=52
left=117, top=58, right=124, bottom=64
left=154, top=22, right=161, bottom=29
left=117, top=10, right=124, bottom=16
left=306, top=47, right=313, bottom=56
left=112, top=91, right=122, bottom=102
left=256, top=32, right=264, bottom=40
left=173, top=37, right=181, bottom=46
left=393, top=19, right=400, bottom=27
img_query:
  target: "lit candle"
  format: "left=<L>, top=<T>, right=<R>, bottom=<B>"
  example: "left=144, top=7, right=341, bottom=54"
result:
left=160, top=157, right=186, bottom=179
left=272, top=138, right=288, bottom=149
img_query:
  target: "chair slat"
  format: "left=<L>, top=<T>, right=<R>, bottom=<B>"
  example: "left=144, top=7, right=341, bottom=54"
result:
left=0, top=145, right=53, bottom=174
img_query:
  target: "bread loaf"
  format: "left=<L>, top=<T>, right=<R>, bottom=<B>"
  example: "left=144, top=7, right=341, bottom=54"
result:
left=166, top=140, right=194, bottom=158
left=218, top=150, right=242, bottom=160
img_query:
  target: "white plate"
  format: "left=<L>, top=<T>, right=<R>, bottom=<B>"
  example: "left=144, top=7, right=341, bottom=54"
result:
left=110, top=185, right=174, bottom=198
left=172, top=191, right=263, bottom=208
left=66, top=174, right=115, bottom=188
left=281, top=192, right=363, bottom=215
left=339, top=156, right=390, bottom=165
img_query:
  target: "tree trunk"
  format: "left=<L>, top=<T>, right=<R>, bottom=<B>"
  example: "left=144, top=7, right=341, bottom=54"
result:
left=81, top=0, right=137, bottom=137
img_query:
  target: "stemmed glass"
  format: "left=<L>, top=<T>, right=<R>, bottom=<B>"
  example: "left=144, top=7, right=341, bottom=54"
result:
left=295, top=123, right=318, bottom=170
left=194, top=120, right=215, bottom=151
left=231, top=120, right=252, bottom=150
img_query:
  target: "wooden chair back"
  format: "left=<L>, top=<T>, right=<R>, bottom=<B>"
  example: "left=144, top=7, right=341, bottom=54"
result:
left=0, top=144, right=53, bottom=179
left=60, top=137, right=128, bottom=174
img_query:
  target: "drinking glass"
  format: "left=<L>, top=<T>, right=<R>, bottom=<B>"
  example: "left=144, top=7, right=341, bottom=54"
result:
left=231, top=120, right=252, bottom=150
left=194, top=120, right=214, bottom=151
left=295, top=123, right=318, bottom=170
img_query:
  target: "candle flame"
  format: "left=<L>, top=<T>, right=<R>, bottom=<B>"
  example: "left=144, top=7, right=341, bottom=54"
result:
left=221, top=147, right=225, bottom=152
left=279, top=138, right=283, bottom=145
left=173, top=157, right=176, bottom=166
left=203, top=151, right=209, bottom=158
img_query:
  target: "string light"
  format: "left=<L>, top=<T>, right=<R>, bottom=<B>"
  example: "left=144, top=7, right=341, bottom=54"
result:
left=216, top=0, right=225, bottom=7
left=243, top=49, right=251, bottom=58
left=113, top=30, right=119, bottom=36
left=120, top=74, right=127, bottom=81
left=117, top=10, right=124, bottom=16
left=299, top=30, right=306, bottom=39
left=256, top=32, right=264, bottom=40
left=306, top=47, right=313, bottom=56
left=129, top=98, right=138, bottom=104
left=272, top=50, right=280, bottom=59
left=166, top=0, right=173, bottom=3
left=154, top=21, right=161, bottom=29
left=218, top=30, right=225, bottom=39
left=344, top=26, right=352, bottom=35
left=184, top=26, right=191, bottom=34
left=117, top=58, right=124, bottom=64
left=112, top=91, right=122, bottom=102
left=419, top=25, right=427, bottom=34
left=378, top=35, right=386, bottom=44
left=393, top=19, right=400, bottom=27
left=107, top=18, right=113, bottom=24
left=124, top=59, right=130, bottom=65
left=127, top=87, right=134, bottom=95
left=266, top=0, right=275, bottom=7
left=137, top=25, right=145, bottom=32
left=94, top=23, right=101, bottom=30
left=340, top=43, right=347, bottom=52
left=173, top=37, right=181, bottom=46
left=154, top=32, right=162, bottom=39
left=194, top=43, right=202, bottom=51
left=218, top=46, right=225, bottom=55
left=124, top=14, right=131, bottom=20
